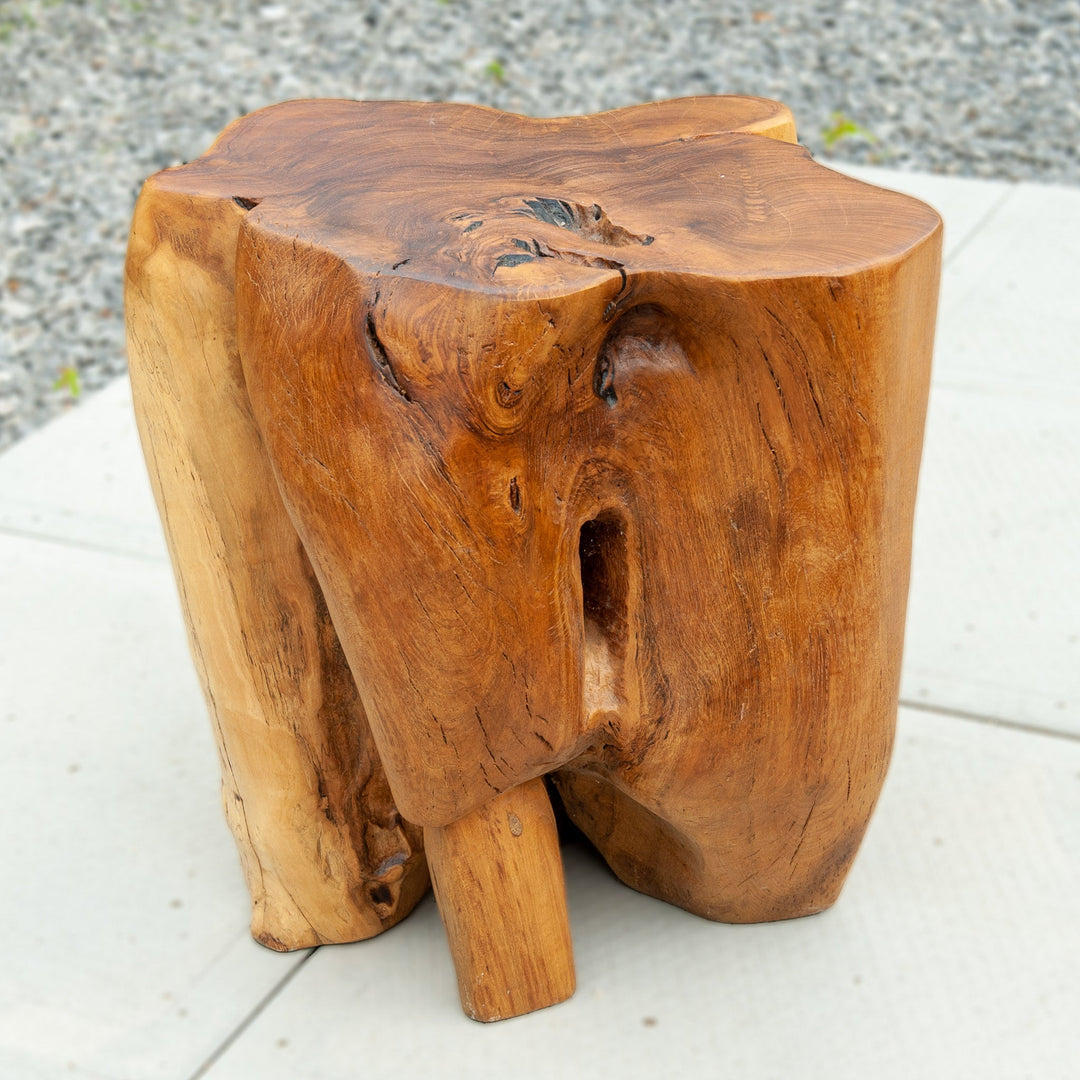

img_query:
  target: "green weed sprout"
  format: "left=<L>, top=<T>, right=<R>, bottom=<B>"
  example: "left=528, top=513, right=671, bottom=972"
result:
left=822, top=112, right=878, bottom=152
left=53, top=366, right=82, bottom=399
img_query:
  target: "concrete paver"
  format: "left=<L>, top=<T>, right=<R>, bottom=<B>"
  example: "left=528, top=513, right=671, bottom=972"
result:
left=0, top=534, right=302, bottom=1079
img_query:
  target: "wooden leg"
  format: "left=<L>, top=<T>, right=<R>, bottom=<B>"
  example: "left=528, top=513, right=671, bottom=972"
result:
left=424, top=778, right=575, bottom=1022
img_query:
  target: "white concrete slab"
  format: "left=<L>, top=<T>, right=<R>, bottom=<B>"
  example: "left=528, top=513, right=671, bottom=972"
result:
left=902, top=380, right=1080, bottom=736
left=187, top=707, right=1080, bottom=1080
left=0, top=533, right=303, bottom=1080
left=895, top=177, right=1080, bottom=736
left=933, top=181, right=1080, bottom=391
left=0, top=379, right=166, bottom=561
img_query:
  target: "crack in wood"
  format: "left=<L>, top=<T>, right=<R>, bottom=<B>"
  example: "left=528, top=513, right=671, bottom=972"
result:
left=361, top=306, right=411, bottom=401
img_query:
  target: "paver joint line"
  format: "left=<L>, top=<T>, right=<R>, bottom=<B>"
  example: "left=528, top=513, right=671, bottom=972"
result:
left=185, top=949, right=318, bottom=1080
left=899, top=698, right=1080, bottom=744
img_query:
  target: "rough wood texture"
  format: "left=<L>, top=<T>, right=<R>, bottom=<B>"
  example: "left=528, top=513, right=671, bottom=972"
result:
left=126, top=96, right=940, bottom=1020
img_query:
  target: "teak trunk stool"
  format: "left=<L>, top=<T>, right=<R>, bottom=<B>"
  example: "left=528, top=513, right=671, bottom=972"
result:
left=125, top=96, right=941, bottom=1022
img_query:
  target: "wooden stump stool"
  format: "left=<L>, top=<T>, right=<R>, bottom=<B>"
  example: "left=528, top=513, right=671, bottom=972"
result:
left=125, top=97, right=941, bottom=1021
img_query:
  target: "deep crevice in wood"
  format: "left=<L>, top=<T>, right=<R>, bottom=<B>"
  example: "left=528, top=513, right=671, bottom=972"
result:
left=361, top=306, right=411, bottom=402
left=579, top=513, right=630, bottom=655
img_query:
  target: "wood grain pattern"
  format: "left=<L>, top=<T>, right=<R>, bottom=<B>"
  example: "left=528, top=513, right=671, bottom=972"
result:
left=126, top=96, right=940, bottom=1019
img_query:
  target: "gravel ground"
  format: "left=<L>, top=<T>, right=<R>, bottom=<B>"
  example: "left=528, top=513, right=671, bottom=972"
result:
left=2, top=0, right=1078, bottom=451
